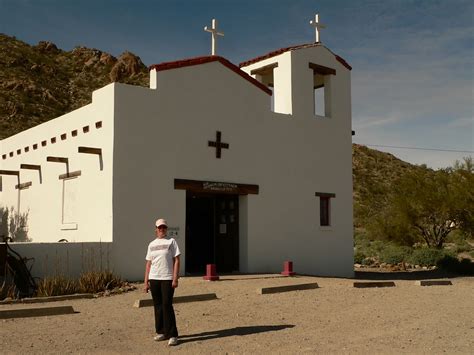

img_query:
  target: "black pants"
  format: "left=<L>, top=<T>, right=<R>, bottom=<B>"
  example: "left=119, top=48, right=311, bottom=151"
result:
left=149, top=280, right=178, bottom=338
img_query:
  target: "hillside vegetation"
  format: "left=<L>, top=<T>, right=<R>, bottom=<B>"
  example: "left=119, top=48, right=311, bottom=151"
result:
left=0, top=33, right=148, bottom=139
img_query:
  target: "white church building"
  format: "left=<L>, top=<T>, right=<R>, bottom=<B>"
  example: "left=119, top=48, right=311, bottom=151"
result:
left=0, top=18, right=354, bottom=280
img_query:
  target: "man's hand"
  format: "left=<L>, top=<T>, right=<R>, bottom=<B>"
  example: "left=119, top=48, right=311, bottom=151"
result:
left=144, top=281, right=149, bottom=293
left=172, top=279, right=179, bottom=288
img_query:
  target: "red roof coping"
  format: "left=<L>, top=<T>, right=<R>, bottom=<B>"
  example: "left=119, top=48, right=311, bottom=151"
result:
left=239, top=43, right=352, bottom=71
left=149, top=56, right=272, bottom=96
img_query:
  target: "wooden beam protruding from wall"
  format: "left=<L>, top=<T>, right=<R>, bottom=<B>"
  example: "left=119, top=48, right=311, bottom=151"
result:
left=20, top=164, right=42, bottom=184
left=0, top=170, right=20, bottom=176
left=47, top=156, right=74, bottom=179
left=46, top=157, right=68, bottom=164
left=78, top=146, right=103, bottom=170
left=309, top=62, right=336, bottom=76
left=78, top=147, right=102, bottom=155
left=315, top=192, right=336, bottom=198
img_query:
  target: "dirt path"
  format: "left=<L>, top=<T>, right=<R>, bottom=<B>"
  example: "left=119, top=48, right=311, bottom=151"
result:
left=1, top=274, right=473, bottom=354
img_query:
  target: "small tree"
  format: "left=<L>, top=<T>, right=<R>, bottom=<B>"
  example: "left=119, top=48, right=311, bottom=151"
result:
left=369, top=159, right=473, bottom=249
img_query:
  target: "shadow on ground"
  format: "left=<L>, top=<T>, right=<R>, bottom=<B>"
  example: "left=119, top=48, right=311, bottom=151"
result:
left=178, top=324, right=295, bottom=344
left=354, top=269, right=464, bottom=280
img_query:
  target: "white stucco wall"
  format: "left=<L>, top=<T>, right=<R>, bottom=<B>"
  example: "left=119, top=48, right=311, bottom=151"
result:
left=0, top=84, right=115, bottom=244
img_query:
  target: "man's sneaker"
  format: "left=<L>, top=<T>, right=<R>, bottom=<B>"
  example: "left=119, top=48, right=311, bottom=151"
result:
left=154, top=334, right=166, bottom=341
left=168, top=337, right=178, bottom=346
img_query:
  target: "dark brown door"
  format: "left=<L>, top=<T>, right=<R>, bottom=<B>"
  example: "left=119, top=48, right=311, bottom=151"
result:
left=185, top=192, right=239, bottom=274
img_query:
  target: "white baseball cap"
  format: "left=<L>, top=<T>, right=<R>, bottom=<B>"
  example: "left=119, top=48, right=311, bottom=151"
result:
left=155, top=218, right=168, bottom=228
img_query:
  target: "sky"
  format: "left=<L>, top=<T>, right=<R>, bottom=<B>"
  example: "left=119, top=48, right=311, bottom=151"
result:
left=0, top=0, right=473, bottom=169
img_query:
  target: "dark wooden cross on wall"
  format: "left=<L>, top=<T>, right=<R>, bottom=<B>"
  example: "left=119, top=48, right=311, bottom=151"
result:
left=208, top=131, right=229, bottom=159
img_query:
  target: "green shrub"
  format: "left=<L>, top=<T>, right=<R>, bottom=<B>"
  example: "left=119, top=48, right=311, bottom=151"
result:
left=454, top=242, right=472, bottom=254
left=408, top=248, right=450, bottom=266
left=379, top=245, right=412, bottom=264
left=354, top=250, right=366, bottom=264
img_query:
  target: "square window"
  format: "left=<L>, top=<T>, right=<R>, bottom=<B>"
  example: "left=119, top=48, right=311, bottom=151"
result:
left=95, top=121, right=102, bottom=129
left=83, top=126, right=90, bottom=133
left=24, top=147, right=29, bottom=153
left=33, top=144, right=38, bottom=150
left=71, top=130, right=78, bottom=137
left=41, top=141, right=47, bottom=147
left=61, top=133, right=67, bottom=140
left=9, top=152, right=13, bottom=157
left=51, top=137, right=56, bottom=144
left=16, top=149, right=21, bottom=155
left=2, top=154, right=6, bottom=160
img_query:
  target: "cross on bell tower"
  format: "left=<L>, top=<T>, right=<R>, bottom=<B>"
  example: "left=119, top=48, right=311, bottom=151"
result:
left=309, top=14, right=326, bottom=43
left=204, top=18, right=224, bottom=55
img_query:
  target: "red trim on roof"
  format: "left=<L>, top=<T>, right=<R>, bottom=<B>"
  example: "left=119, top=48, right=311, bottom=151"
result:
left=149, top=56, right=272, bottom=95
left=335, top=55, right=352, bottom=71
left=239, top=43, right=352, bottom=71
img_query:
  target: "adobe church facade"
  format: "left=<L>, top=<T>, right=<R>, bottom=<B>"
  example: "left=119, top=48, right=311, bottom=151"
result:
left=0, top=29, right=354, bottom=279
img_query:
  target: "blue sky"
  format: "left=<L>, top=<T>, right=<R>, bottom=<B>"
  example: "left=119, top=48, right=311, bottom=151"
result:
left=1, top=0, right=472, bottom=169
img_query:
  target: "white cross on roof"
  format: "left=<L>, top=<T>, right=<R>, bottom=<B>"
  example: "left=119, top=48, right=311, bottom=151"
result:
left=309, top=14, right=326, bottom=43
left=204, top=18, right=224, bottom=56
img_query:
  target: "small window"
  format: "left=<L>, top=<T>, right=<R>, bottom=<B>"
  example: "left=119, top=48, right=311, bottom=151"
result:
left=315, top=192, right=336, bottom=227
left=51, top=137, right=56, bottom=144
left=95, top=121, right=102, bottom=129
left=41, top=140, right=47, bottom=147
left=61, top=133, right=67, bottom=140
left=16, top=149, right=21, bottom=155
left=24, top=147, right=29, bottom=153
left=83, top=126, right=90, bottom=133
left=9, top=152, right=13, bottom=157
left=320, top=197, right=330, bottom=226
left=2, top=154, right=6, bottom=160
left=71, top=130, right=78, bottom=137
left=33, top=144, right=38, bottom=150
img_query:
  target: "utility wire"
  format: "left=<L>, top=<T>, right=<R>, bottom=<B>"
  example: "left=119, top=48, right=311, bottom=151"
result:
left=361, top=144, right=474, bottom=154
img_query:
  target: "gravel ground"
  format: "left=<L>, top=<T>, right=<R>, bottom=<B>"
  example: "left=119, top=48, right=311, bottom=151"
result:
left=1, top=272, right=473, bottom=354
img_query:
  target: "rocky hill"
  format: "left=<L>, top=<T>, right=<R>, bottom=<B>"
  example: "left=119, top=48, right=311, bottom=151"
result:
left=0, top=34, right=424, bottom=219
left=0, top=33, right=148, bottom=139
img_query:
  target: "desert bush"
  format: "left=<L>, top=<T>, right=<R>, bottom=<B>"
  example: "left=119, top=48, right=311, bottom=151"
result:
left=36, top=275, right=79, bottom=297
left=354, top=250, right=366, bottom=264
left=78, top=270, right=122, bottom=294
left=408, top=248, right=451, bottom=266
left=35, top=270, right=123, bottom=297
left=379, top=245, right=412, bottom=265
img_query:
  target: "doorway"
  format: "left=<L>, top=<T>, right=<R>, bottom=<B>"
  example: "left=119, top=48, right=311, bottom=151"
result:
left=185, top=191, right=239, bottom=274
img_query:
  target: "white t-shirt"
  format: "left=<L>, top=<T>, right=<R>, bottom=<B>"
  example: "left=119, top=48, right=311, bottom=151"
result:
left=145, top=237, right=181, bottom=280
